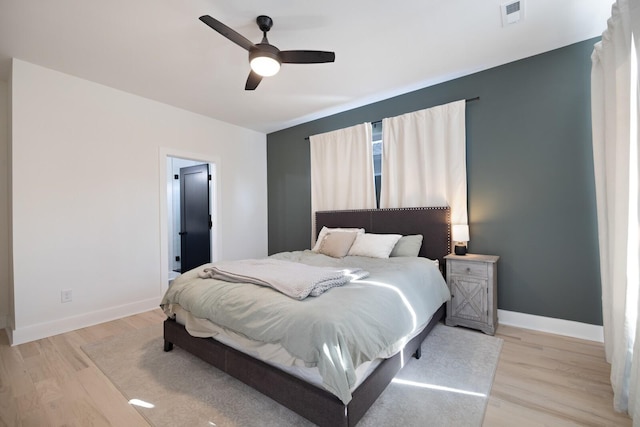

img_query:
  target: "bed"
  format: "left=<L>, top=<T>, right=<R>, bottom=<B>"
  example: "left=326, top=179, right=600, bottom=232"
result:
left=161, top=206, right=451, bottom=426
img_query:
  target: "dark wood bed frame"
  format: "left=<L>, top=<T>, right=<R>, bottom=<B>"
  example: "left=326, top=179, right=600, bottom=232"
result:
left=163, top=207, right=451, bottom=427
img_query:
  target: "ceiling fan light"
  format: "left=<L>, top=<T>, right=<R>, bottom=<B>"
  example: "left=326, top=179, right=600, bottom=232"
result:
left=250, top=55, right=281, bottom=77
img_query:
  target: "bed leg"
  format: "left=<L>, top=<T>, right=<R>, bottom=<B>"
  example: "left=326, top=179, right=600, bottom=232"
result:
left=164, top=340, right=174, bottom=352
left=414, top=346, right=422, bottom=359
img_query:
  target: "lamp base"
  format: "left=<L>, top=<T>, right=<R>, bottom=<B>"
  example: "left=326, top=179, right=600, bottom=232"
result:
left=454, top=244, right=467, bottom=256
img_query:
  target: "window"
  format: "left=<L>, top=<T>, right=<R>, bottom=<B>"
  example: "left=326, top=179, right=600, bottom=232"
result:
left=372, top=121, right=382, bottom=207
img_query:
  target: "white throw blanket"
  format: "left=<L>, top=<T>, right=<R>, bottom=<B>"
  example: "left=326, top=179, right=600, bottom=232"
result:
left=198, top=258, right=368, bottom=300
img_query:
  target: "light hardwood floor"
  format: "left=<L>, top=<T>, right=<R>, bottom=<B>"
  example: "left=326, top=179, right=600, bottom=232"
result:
left=0, top=310, right=632, bottom=426
left=484, top=325, right=631, bottom=427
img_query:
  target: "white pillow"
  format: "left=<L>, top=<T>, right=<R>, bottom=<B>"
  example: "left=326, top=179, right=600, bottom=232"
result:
left=312, top=227, right=365, bottom=252
left=347, top=233, right=403, bottom=258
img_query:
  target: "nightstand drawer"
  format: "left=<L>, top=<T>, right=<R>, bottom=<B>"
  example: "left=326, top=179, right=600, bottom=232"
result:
left=449, top=261, right=487, bottom=277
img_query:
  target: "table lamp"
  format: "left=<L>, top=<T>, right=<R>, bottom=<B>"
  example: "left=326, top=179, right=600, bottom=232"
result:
left=452, top=224, right=470, bottom=255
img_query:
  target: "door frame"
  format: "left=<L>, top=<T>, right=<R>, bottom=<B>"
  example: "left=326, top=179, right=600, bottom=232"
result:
left=159, top=148, right=220, bottom=294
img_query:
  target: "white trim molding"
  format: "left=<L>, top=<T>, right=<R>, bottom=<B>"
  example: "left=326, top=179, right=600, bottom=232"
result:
left=498, top=309, right=604, bottom=343
left=8, top=297, right=159, bottom=346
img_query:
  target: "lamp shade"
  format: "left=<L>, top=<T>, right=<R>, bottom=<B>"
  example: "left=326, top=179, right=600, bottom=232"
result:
left=249, top=46, right=281, bottom=77
left=452, top=224, right=470, bottom=242
left=250, top=55, right=280, bottom=76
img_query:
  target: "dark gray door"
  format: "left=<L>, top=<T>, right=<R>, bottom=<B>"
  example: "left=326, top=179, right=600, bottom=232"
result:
left=179, top=164, right=211, bottom=273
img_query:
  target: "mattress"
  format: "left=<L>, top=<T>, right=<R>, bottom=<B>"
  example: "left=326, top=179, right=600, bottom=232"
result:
left=172, top=304, right=386, bottom=390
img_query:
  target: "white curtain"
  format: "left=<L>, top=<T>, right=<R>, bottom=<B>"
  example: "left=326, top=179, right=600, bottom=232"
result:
left=380, top=100, right=467, bottom=226
left=591, top=0, right=640, bottom=420
left=310, top=123, right=375, bottom=244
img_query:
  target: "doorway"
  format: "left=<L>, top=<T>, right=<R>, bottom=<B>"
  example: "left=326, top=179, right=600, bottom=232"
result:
left=165, top=156, right=217, bottom=282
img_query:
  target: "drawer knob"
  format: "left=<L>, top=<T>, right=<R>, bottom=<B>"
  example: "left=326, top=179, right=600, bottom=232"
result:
left=466, top=267, right=471, bottom=273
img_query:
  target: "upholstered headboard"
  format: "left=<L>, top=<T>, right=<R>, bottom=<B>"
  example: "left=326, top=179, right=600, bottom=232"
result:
left=315, top=207, right=451, bottom=266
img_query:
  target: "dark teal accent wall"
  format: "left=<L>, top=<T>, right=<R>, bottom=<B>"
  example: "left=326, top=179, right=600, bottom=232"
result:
left=267, top=38, right=602, bottom=325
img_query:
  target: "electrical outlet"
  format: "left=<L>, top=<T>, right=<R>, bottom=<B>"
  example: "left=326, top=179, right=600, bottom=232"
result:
left=61, top=289, right=72, bottom=303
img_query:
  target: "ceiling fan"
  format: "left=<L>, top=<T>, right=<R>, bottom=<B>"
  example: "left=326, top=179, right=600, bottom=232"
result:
left=199, top=15, right=336, bottom=90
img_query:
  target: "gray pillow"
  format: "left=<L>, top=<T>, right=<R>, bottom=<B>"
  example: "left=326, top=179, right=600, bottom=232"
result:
left=389, top=235, right=423, bottom=257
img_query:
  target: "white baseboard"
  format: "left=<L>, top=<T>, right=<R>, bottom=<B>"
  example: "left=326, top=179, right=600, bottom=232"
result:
left=498, top=309, right=604, bottom=342
left=8, top=297, right=160, bottom=346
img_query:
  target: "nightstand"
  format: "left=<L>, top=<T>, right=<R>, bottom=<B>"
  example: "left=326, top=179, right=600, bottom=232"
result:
left=444, top=253, right=499, bottom=335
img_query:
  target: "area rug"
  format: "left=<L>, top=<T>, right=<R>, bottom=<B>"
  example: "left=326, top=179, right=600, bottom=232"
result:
left=82, top=323, right=502, bottom=427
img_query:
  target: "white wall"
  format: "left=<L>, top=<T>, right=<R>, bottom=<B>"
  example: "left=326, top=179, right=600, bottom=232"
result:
left=9, top=59, right=268, bottom=344
left=0, top=80, right=8, bottom=330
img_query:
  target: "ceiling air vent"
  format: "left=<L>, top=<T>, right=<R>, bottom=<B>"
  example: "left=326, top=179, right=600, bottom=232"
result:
left=501, top=0, right=524, bottom=27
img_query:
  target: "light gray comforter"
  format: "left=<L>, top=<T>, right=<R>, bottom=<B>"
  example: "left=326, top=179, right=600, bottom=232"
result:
left=198, top=258, right=369, bottom=299
left=160, top=250, right=450, bottom=404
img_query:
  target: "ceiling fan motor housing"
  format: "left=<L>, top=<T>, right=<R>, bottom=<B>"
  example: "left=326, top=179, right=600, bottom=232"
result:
left=250, top=43, right=280, bottom=61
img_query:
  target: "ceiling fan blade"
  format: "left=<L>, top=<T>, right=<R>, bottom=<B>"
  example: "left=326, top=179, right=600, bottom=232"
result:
left=245, top=70, right=263, bottom=90
left=199, top=15, right=254, bottom=51
left=279, top=50, right=335, bottom=64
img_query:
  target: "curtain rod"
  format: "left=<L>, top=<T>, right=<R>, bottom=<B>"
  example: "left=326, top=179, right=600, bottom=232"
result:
left=304, top=97, right=479, bottom=140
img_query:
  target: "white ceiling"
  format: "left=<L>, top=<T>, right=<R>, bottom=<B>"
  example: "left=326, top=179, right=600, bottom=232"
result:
left=0, top=0, right=612, bottom=134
